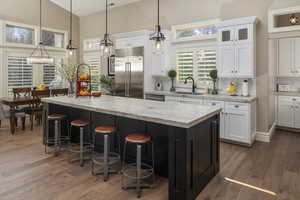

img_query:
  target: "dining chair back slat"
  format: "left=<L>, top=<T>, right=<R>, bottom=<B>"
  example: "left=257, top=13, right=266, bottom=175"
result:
left=13, top=88, right=31, bottom=98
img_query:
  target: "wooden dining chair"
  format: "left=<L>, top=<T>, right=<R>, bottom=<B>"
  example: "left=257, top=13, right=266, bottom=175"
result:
left=51, top=88, right=69, bottom=96
left=13, top=88, right=32, bottom=98
left=31, top=90, right=51, bottom=129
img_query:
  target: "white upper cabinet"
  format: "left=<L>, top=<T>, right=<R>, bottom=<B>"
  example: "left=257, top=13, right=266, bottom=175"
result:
left=217, top=17, right=257, bottom=78
left=278, top=38, right=300, bottom=77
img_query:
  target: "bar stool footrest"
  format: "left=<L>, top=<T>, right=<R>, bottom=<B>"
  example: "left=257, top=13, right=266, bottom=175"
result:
left=122, top=163, right=154, bottom=180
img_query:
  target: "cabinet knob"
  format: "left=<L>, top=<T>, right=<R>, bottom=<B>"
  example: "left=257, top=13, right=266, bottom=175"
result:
left=234, top=105, right=239, bottom=108
left=212, top=103, right=216, bottom=106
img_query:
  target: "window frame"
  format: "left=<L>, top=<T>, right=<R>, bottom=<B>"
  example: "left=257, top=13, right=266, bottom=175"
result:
left=171, top=19, right=220, bottom=43
left=83, top=38, right=101, bottom=52
left=41, top=27, right=68, bottom=51
left=174, top=45, right=217, bottom=89
left=3, top=21, right=36, bottom=48
left=83, top=51, right=102, bottom=92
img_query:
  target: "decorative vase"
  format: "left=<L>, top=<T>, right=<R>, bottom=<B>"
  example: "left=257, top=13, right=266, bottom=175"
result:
left=211, top=80, right=218, bottom=95
left=170, top=78, right=176, bottom=92
left=69, top=81, right=76, bottom=96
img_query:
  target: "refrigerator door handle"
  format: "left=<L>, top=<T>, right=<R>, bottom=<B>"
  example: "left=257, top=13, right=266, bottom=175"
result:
left=128, top=62, right=132, bottom=97
left=125, top=62, right=130, bottom=97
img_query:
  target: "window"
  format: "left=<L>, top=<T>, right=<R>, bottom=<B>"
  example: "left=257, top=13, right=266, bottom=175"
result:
left=6, top=25, right=34, bottom=45
left=43, top=58, right=64, bottom=86
left=176, top=48, right=216, bottom=85
left=7, top=56, right=33, bottom=95
left=176, top=25, right=217, bottom=39
left=84, top=39, right=101, bottom=51
left=84, top=55, right=101, bottom=92
left=42, top=30, right=64, bottom=48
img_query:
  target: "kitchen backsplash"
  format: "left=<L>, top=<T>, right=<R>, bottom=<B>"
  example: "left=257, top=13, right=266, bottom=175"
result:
left=154, top=77, right=256, bottom=96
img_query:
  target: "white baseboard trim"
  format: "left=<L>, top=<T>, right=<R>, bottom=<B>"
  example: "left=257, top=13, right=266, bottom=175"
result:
left=256, top=122, right=276, bottom=143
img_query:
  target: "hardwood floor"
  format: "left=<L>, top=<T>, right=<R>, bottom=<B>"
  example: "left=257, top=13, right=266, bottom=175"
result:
left=0, top=121, right=299, bottom=200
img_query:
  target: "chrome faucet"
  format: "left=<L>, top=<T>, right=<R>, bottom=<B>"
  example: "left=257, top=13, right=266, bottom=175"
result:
left=184, top=76, right=196, bottom=94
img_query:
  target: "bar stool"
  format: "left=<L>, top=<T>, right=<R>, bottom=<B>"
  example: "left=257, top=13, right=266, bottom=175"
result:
left=45, top=114, right=70, bottom=156
left=91, top=126, right=121, bottom=182
left=68, top=120, right=92, bottom=167
left=122, top=133, right=155, bottom=198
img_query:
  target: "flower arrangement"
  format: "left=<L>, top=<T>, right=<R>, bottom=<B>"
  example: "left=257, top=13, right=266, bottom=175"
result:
left=56, top=62, right=78, bottom=94
left=168, top=69, right=177, bottom=92
left=100, top=75, right=115, bottom=95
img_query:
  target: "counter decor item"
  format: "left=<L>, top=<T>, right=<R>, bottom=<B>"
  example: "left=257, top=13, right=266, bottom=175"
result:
left=168, top=69, right=177, bottom=92
left=76, top=64, right=92, bottom=97
left=242, top=80, right=249, bottom=97
left=209, top=69, right=218, bottom=95
left=100, top=75, right=115, bottom=95
left=56, top=62, right=77, bottom=95
left=226, top=82, right=238, bottom=96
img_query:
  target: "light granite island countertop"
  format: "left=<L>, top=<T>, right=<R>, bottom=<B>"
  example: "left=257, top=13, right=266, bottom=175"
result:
left=42, top=95, right=222, bottom=129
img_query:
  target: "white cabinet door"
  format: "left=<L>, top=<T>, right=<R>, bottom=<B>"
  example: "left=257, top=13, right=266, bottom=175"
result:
left=294, top=99, right=300, bottom=129
left=224, top=111, right=249, bottom=143
left=235, top=44, right=253, bottom=77
left=278, top=38, right=293, bottom=76
left=219, top=27, right=235, bottom=45
left=235, top=24, right=251, bottom=44
left=218, top=45, right=235, bottom=77
left=293, top=38, right=300, bottom=75
left=277, top=97, right=294, bottom=128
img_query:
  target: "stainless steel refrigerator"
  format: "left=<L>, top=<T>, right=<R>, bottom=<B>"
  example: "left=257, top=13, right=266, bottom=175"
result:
left=114, top=47, right=144, bottom=99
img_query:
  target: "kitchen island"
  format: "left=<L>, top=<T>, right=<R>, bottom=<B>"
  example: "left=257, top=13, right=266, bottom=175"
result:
left=42, top=95, right=221, bottom=200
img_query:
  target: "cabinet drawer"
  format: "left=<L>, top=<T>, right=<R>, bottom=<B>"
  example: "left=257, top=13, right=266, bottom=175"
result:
left=203, top=100, right=225, bottom=109
left=278, top=96, right=294, bottom=103
left=225, top=102, right=249, bottom=113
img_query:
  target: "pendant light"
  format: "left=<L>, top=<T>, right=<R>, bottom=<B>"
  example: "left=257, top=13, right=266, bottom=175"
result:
left=66, top=0, right=77, bottom=56
left=27, top=0, right=54, bottom=65
left=150, top=0, right=166, bottom=50
left=100, top=0, right=114, bottom=57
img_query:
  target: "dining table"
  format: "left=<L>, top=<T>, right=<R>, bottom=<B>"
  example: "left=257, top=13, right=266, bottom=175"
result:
left=0, top=96, right=36, bottom=134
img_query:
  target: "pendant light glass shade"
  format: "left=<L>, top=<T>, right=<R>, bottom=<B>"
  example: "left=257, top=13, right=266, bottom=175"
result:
left=27, top=0, right=54, bottom=65
left=150, top=0, right=166, bottom=50
left=100, top=0, right=114, bottom=57
left=66, top=0, right=77, bottom=56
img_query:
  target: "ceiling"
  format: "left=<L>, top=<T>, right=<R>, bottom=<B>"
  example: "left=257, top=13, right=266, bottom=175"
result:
left=50, top=0, right=143, bottom=16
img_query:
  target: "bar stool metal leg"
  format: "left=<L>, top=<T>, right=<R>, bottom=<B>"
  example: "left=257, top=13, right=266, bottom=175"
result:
left=80, top=127, right=84, bottom=167
left=103, top=134, right=109, bottom=181
left=54, top=120, right=59, bottom=156
left=137, top=144, right=142, bottom=198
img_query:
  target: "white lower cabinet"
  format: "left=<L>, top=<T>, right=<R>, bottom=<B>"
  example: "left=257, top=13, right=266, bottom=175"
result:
left=277, top=96, right=300, bottom=129
left=224, top=103, right=250, bottom=143
left=165, top=95, right=256, bottom=145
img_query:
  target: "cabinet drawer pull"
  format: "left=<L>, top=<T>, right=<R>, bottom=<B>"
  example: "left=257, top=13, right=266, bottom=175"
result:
left=212, top=103, right=216, bottom=106
left=234, top=105, right=239, bottom=108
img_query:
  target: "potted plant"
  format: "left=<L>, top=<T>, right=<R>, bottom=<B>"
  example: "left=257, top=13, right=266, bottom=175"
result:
left=56, top=62, right=77, bottom=95
left=100, top=75, right=115, bottom=95
left=168, top=69, right=177, bottom=92
left=209, top=69, right=218, bottom=95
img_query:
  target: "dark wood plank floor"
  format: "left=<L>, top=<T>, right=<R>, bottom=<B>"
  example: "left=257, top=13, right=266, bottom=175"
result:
left=0, top=121, right=299, bottom=200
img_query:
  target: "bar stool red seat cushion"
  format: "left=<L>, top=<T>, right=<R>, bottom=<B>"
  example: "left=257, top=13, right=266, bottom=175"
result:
left=125, top=133, right=151, bottom=144
left=48, top=114, right=66, bottom=120
left=95, top=126, right=116, bottom=134
left=71, top=120, right=90, bottom=127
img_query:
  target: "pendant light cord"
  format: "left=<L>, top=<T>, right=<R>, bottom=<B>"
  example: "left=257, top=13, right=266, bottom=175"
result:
left=70, top=0, right=73, bottom=42
left=39, top=0, right=42, bottom=43
left=157, top=0, right=160, bottom=26
left=106, top=0, right=108, bottom=35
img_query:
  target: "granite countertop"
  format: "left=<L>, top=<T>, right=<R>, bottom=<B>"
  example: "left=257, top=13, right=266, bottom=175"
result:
left=42, top=96, right=222, bottom=129
left=274, top=92, right=300, bottom=97
left=145, top=91, right=257, bottom=103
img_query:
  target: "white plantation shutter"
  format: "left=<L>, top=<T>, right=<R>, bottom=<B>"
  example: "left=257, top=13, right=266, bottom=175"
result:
left=84, top=54, right=101, bottom=92
left=195, top=49, right=217, bottom=84
left=43, top=65, right=56, bottom=86
left=7, top=56, right=33, bottom=95
left=176, top=51, right=194, bottom=82
left=176, top=48, right=216, bottom=85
